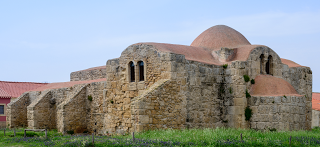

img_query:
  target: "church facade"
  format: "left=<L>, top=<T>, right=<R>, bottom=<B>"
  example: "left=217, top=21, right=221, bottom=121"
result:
left=7, top=25, right=312, bottom=134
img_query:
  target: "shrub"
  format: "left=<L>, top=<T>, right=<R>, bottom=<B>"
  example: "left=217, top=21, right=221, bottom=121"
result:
left=110, top=100, right=114, bottom=104
left=87, top=95, right=93, bottom=101
left=283, top=95, right=287, bottom=98
left=222, top=64, right=228, bottom=69
left=243, top=75, right=250, bottom=82
left=251, top=79, right=255, bottom=84
left=246, top=89, right=251, bottom=98
left=245, top=106, right=252, bottom=121
left=229, top=87, right=232, bottom=94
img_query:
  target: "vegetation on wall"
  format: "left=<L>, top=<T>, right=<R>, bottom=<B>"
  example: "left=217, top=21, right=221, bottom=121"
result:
left=243, top=75, right=250, bottom=82
left=222, top=64, right=228, bottom=69
left=251, top=79, right=255, bottom=84
left=246, top=89, right=251, bottom=98
left=245, top=106, right=252, bottom=121
left=87, top=95, right=93, bottom=101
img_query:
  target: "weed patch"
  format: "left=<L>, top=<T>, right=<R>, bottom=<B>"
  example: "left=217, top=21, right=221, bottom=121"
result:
left=243, top=75, right=250, bottom=82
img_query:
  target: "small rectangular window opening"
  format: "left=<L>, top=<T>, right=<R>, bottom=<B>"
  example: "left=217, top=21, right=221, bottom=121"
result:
left=0, top=105, right=4, bottom=114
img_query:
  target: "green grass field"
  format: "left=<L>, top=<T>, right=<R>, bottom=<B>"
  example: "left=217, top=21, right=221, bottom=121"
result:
left=1, top=127, right=320, bottom=146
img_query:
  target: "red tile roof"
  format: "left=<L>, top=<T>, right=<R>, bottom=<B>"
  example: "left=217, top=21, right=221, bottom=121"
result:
left=0, top=88, right=11, bottom=98
left=281, top=58, right=304, bottom=68
left=31, top=78, right=106, bottom=91
left=133, top=25, right=307, bottom=68
left=250, top=75, right=301, bottom=96
left=191, top=25, right=251, bottom=51
left=0, top=81, right=48, bottom=98
left=313, top=93, right=320, bottom=111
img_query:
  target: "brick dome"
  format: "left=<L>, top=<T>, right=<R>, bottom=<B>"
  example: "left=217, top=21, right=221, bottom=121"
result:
left=191, top=25, right=251, bottom=51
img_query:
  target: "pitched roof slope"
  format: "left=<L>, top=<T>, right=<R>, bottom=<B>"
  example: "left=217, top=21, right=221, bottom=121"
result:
left=0, top=81, right=48, bottom=98
left=134, top=25, right=268, bottom=65
left=31, top=78, right=106, bottom=91
left=134, top=42, right=221, bottom=65
left=281, top=58, right=304, bottom=68
left=0, top=88, right=11, bottom=98
left=312, top=93, right=320, bottom=111
left=250, top=75, right=300, bottom=96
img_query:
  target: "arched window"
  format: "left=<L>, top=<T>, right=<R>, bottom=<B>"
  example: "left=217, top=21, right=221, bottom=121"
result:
left=266, top=55, right=273, bottom=75
left=129, top=61, right=135, bottom=82
left=138, top=61, right=144, bottom=81
left=260, top=54, right=265, bottom=74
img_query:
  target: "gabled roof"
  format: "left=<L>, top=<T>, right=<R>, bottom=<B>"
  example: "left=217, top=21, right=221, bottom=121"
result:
left=0, top=81, right=48, bottom=98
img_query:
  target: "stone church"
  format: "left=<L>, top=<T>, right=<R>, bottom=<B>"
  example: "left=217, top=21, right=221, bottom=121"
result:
left=7, top=25, right=312, bottom=134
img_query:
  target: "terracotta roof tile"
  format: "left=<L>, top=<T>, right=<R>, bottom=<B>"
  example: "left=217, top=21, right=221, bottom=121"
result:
left=281, top=58, right=304, bottom=68
left=0, top=81, right=48, bottom=98
left=313, top=93, right=320, bottom=111
left=191, top=25, right=251, bottom=51
left=250, top=75, right=301, bottom=96
left=31, top=78, right=106, bottom=91
left=134, top=42, right=221, bottom=65
left=0, top=88, right=11, bottom=98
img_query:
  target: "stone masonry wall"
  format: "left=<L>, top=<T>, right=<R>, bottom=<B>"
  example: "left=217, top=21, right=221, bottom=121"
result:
left=70, top=66, right=106, bottom=81
left=131, top=79, right=187, bottom=132
left=27, top=90, right=56, bottom=129
left=7, top=93, right=30, bottom=128
left=312, top=110, right=320, bottom=128
left=0, top=122, right=6, bottom=128
left=103, top=44, right=174, bottom=134
left=248, top=95, right=306, bottom=131
left=57, top=84, right=87, bottom=133
left=85, top=81, right=106, bottom=134
left=228, top=46, right=294, bottom=129
left=185, top=61, right=234, bottom=129
left=282, top=66, right=312, bottom=129
left=236, top=46, right=312, bottom=130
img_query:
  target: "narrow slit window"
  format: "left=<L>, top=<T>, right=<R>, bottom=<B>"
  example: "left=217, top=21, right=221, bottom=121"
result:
left=138, top=61, right=144, bottom=81
left=260, top=54, right=265, bottom=74
left=266, top=55, right=273, bottom=75
left=129, top=61, right=135, bottom=82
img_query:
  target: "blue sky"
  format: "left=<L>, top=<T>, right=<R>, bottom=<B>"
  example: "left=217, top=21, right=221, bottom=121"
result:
left=1, top=0, right=320, bottom=91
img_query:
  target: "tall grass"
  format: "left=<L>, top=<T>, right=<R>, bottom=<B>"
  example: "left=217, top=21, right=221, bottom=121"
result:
left=131, top=127, right=320, bottom=146
left=0, top=127, right=320, bottom=146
